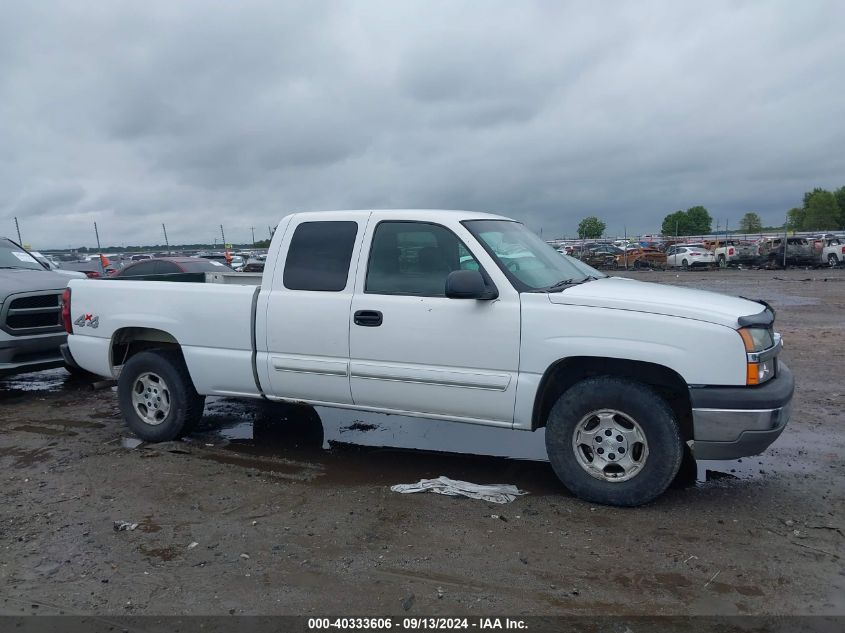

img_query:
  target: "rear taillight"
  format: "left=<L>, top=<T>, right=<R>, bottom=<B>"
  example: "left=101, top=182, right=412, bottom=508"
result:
left=690, top=252, right=702, bottom=256
left=61, top=287, right=72, bottom=334
left=728, top=247, right=735, bottom=255
left=841, top=246, right=845, bottom=254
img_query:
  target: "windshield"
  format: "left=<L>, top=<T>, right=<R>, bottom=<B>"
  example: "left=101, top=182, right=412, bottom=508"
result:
left=0, top=239, right=47, bottom=271
left=463, top=220, right=606, bottom=291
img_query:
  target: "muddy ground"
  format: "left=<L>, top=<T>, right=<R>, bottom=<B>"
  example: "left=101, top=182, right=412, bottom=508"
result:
left=0, top=268, right=842, bottom=616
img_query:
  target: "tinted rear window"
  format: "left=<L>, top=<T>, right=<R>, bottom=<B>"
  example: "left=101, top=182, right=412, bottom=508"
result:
left=283, top=221, right=358, bottom=291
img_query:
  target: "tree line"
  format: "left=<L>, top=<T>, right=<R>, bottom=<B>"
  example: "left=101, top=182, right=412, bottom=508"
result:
left=575, top=185, right=845, bottom=239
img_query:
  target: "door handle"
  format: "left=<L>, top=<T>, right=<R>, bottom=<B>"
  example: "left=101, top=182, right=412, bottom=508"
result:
left=354, top=310, right=383, bottom=327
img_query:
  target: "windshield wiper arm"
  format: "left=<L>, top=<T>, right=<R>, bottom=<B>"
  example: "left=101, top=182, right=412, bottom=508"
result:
left=545, top=275, right=600, bottom=293
left=545, top=278, right=580, bottom=292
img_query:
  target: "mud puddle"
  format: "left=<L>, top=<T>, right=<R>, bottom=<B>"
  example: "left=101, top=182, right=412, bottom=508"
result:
left=0, top=369, right=69, bottom=394
left=186, top=398, right=562, bottom=491
left=190, top=397, right=802, bottom=492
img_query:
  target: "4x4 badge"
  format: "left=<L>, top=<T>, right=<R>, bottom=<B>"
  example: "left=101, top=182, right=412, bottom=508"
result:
left=74, top=314, right=99, bottom=329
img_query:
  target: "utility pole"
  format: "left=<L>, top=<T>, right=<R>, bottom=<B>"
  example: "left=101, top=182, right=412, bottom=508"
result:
left=624, top=225, right=628, bottom=270
left=220, top=225, right=226, bottom=248
left=14, top=217, right=22, bottom=245
left=250, top=226, right=256, bottom=247
left=94, top=222, right=101, bottom=250
left=162, top=223, right=170, bottom=253
left=783, top=214, right=788, bottom=269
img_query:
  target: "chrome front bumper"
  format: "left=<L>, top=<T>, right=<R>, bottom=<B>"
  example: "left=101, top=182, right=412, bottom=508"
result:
left=689, top=362, right=794, bottom=460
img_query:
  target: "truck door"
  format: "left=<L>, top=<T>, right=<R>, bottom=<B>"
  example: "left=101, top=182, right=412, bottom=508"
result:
left=260, top=213, right=369, bottom=404
left=348, top=217, right=521, bottom=425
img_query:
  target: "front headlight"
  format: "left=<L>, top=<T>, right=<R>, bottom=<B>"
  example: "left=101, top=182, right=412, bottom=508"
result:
left=738, top=327, right=778, bottom=385
left=738, top=326, right=774, bottom=352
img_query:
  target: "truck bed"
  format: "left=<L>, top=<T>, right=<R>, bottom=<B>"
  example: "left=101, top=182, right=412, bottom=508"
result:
left=67, top=279, right=260, bottom=397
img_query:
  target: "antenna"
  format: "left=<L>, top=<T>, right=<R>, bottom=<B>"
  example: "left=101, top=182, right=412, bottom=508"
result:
left=14, top=216, right=22, bottom=244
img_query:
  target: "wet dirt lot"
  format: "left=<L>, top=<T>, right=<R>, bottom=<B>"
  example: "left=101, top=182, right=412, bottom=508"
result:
left=0, top=269, right=842, bottom=616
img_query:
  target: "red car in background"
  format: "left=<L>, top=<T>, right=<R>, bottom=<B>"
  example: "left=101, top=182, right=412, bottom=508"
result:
left=110, top=257, right=229, bottom=278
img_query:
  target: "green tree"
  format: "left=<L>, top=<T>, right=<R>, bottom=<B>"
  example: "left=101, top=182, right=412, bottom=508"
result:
left=577, top=216, right=606, bottom=239
left=685, top=205, right=712, bottom=234
left=786, top=207, right=805, bottom=230
left=802, top=187, right=827, bottom=208
left=738, top=212, right=763, bottom=233
left=833, top=186, right=845, bottom=228
left=661, top=210, right=690, bottom=236
left=803, top=190, right=841, bottom=231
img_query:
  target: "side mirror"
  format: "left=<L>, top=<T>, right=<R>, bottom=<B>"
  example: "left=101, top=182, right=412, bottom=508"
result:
left=445, top=270, right=497, bottom=300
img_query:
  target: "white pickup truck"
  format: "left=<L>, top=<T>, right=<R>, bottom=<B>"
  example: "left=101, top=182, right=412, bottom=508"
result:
left=64, top=210, right=793, bottom=506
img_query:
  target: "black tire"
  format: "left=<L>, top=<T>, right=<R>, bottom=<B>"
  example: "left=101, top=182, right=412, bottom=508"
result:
left=718, top=255, right=727, bottom=269
left=117, top=349, right=205, bottom=442
left=829, top=254, right=839, bottom=268
left=545, top=377, right=684, bottom=506
left=682, top=259, right=689, bottom=270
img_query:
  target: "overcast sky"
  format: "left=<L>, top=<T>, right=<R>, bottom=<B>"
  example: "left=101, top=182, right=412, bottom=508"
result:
left=2, top=1, right=844, bottom=248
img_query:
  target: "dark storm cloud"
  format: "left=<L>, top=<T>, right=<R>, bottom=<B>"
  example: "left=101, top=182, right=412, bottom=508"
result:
left=2, top=0, right=844, bottom=248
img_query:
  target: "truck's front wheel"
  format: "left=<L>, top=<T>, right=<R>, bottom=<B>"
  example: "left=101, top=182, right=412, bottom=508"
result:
left=545, top=377, right=683, bottom=506
left=118, top=350, right=205, bottom=442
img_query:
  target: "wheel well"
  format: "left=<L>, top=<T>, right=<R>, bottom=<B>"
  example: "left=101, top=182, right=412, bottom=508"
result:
left=110, top=327, right=182, bottom=368
left=532, top=357, right=693, bottom=440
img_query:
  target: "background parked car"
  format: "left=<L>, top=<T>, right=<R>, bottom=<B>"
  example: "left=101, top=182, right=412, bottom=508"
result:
left=666, top=244, right=716, bottom=269
left=110, top=257, right=229, bottom=279
left=810, top=235, right=845, bottom=267
left=613, top=247, right=667, bottom=269
left=29, top=252, right=87, bottom=279
left=0, top=238, right=74, bottom=376
left=228, top=255, right=246, bottom=271
left=758, top=237, right=815, bottom=268
left=578, top=245, right=623, bottom=269
left=712, top=240, right=762, bottom=268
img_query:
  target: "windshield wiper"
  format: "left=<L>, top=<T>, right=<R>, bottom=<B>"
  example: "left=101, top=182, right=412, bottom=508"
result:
left=544, top=275, right=600, bottom=293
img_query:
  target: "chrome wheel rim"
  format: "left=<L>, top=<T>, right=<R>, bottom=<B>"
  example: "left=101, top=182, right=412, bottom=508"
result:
left=131, top=372, right=171, bottom=425
left=572, top=409, right=649, bottom=482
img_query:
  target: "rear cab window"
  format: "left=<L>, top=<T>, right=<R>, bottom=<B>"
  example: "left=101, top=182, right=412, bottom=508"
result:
left=283, top=221, right=358, bottom=291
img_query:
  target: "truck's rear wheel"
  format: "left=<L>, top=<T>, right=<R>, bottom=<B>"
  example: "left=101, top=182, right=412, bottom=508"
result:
left=718, top=255, right=727, bottom=268
left=545, top=377, right=683, bottom=506
left=829, top=254, right=839, bottom=268
left=118, top=350, right=205, bottom=442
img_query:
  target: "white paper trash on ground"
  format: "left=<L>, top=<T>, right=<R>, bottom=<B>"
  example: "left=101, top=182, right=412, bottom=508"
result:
left=390, top=476, right=528, bottom=504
